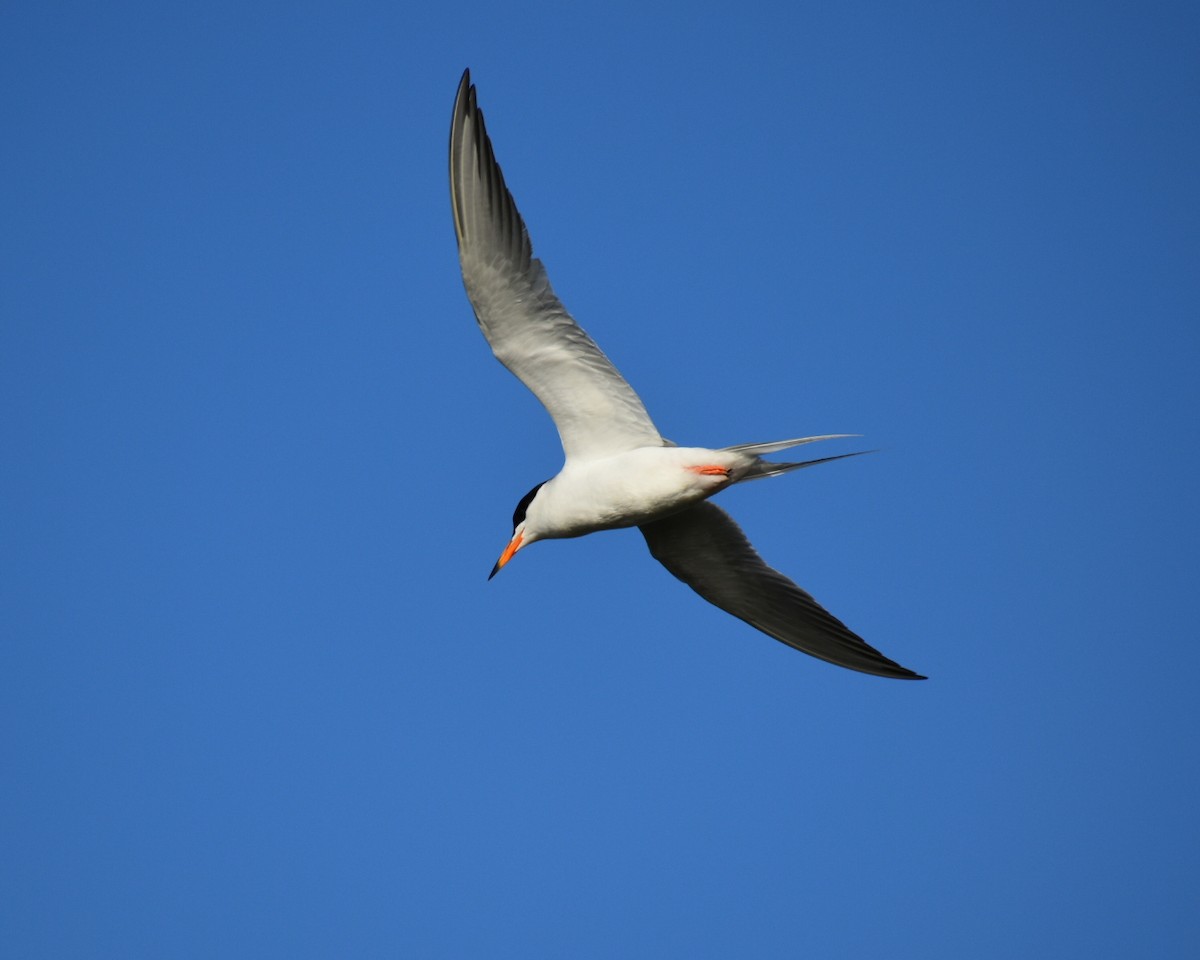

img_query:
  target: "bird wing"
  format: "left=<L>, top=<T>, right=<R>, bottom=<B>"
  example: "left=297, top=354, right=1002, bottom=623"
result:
left=449, top=70, right=663, bottom=462
left=639, top=502, right=925, bottom=679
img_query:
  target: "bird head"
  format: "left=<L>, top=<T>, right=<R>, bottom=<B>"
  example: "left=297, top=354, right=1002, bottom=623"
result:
left=489, top=479, right=547, bottom=579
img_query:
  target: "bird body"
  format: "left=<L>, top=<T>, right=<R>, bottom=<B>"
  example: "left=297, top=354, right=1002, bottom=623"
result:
left=449, top=69, right=924, bottom=680
left=524, top=446, right=740, bottom=540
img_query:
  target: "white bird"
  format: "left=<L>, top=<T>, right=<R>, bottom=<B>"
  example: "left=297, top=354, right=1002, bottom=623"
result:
left=449, top=70, right=923, bottom=680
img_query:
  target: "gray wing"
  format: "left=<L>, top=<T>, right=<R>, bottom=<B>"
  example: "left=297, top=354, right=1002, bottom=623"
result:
left=449, top=70, right=663, bottom=462
left=640, top=502, right=925, bottom=679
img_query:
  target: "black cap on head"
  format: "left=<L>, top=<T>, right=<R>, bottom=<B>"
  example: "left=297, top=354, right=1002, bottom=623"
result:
left=512, top=480, right=547, bottom=531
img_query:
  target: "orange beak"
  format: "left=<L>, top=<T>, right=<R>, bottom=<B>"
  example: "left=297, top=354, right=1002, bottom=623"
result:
left=488, top=531, right=524, bottom=580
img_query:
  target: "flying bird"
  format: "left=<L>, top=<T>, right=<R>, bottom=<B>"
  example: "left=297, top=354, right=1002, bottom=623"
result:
left=449, top=70, right=923, bottom=680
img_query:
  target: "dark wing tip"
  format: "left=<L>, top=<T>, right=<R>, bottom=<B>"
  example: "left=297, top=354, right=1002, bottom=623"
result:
left=882, top=665, right=927, bottom=681
left=448, top=69, right=532, bottom=270
left=448, top=69, right=475, bottom=244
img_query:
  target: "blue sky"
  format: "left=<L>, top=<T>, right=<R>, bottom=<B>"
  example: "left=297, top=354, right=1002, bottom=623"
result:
left=3, top=1, right=1198, bottom=956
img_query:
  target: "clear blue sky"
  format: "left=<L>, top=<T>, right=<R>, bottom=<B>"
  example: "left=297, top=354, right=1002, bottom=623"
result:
left=3, top=1, right=1198, bottom=956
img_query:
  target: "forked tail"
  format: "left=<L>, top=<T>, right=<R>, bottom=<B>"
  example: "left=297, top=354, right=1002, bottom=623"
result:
left=723, top=434, right=873, bottom=481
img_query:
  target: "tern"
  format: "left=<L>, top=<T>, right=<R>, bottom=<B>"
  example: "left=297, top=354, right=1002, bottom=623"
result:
left=449, top=70, right=923, bottom=680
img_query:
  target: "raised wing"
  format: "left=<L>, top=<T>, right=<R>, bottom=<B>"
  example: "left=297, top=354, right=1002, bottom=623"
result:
left=449, top=70, right=663, bottom=462
left=640, top=502, right=925, bottom=679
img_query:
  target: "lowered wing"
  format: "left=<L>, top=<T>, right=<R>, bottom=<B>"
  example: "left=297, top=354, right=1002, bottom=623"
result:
left=640, top=502, right=924, bottom=679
